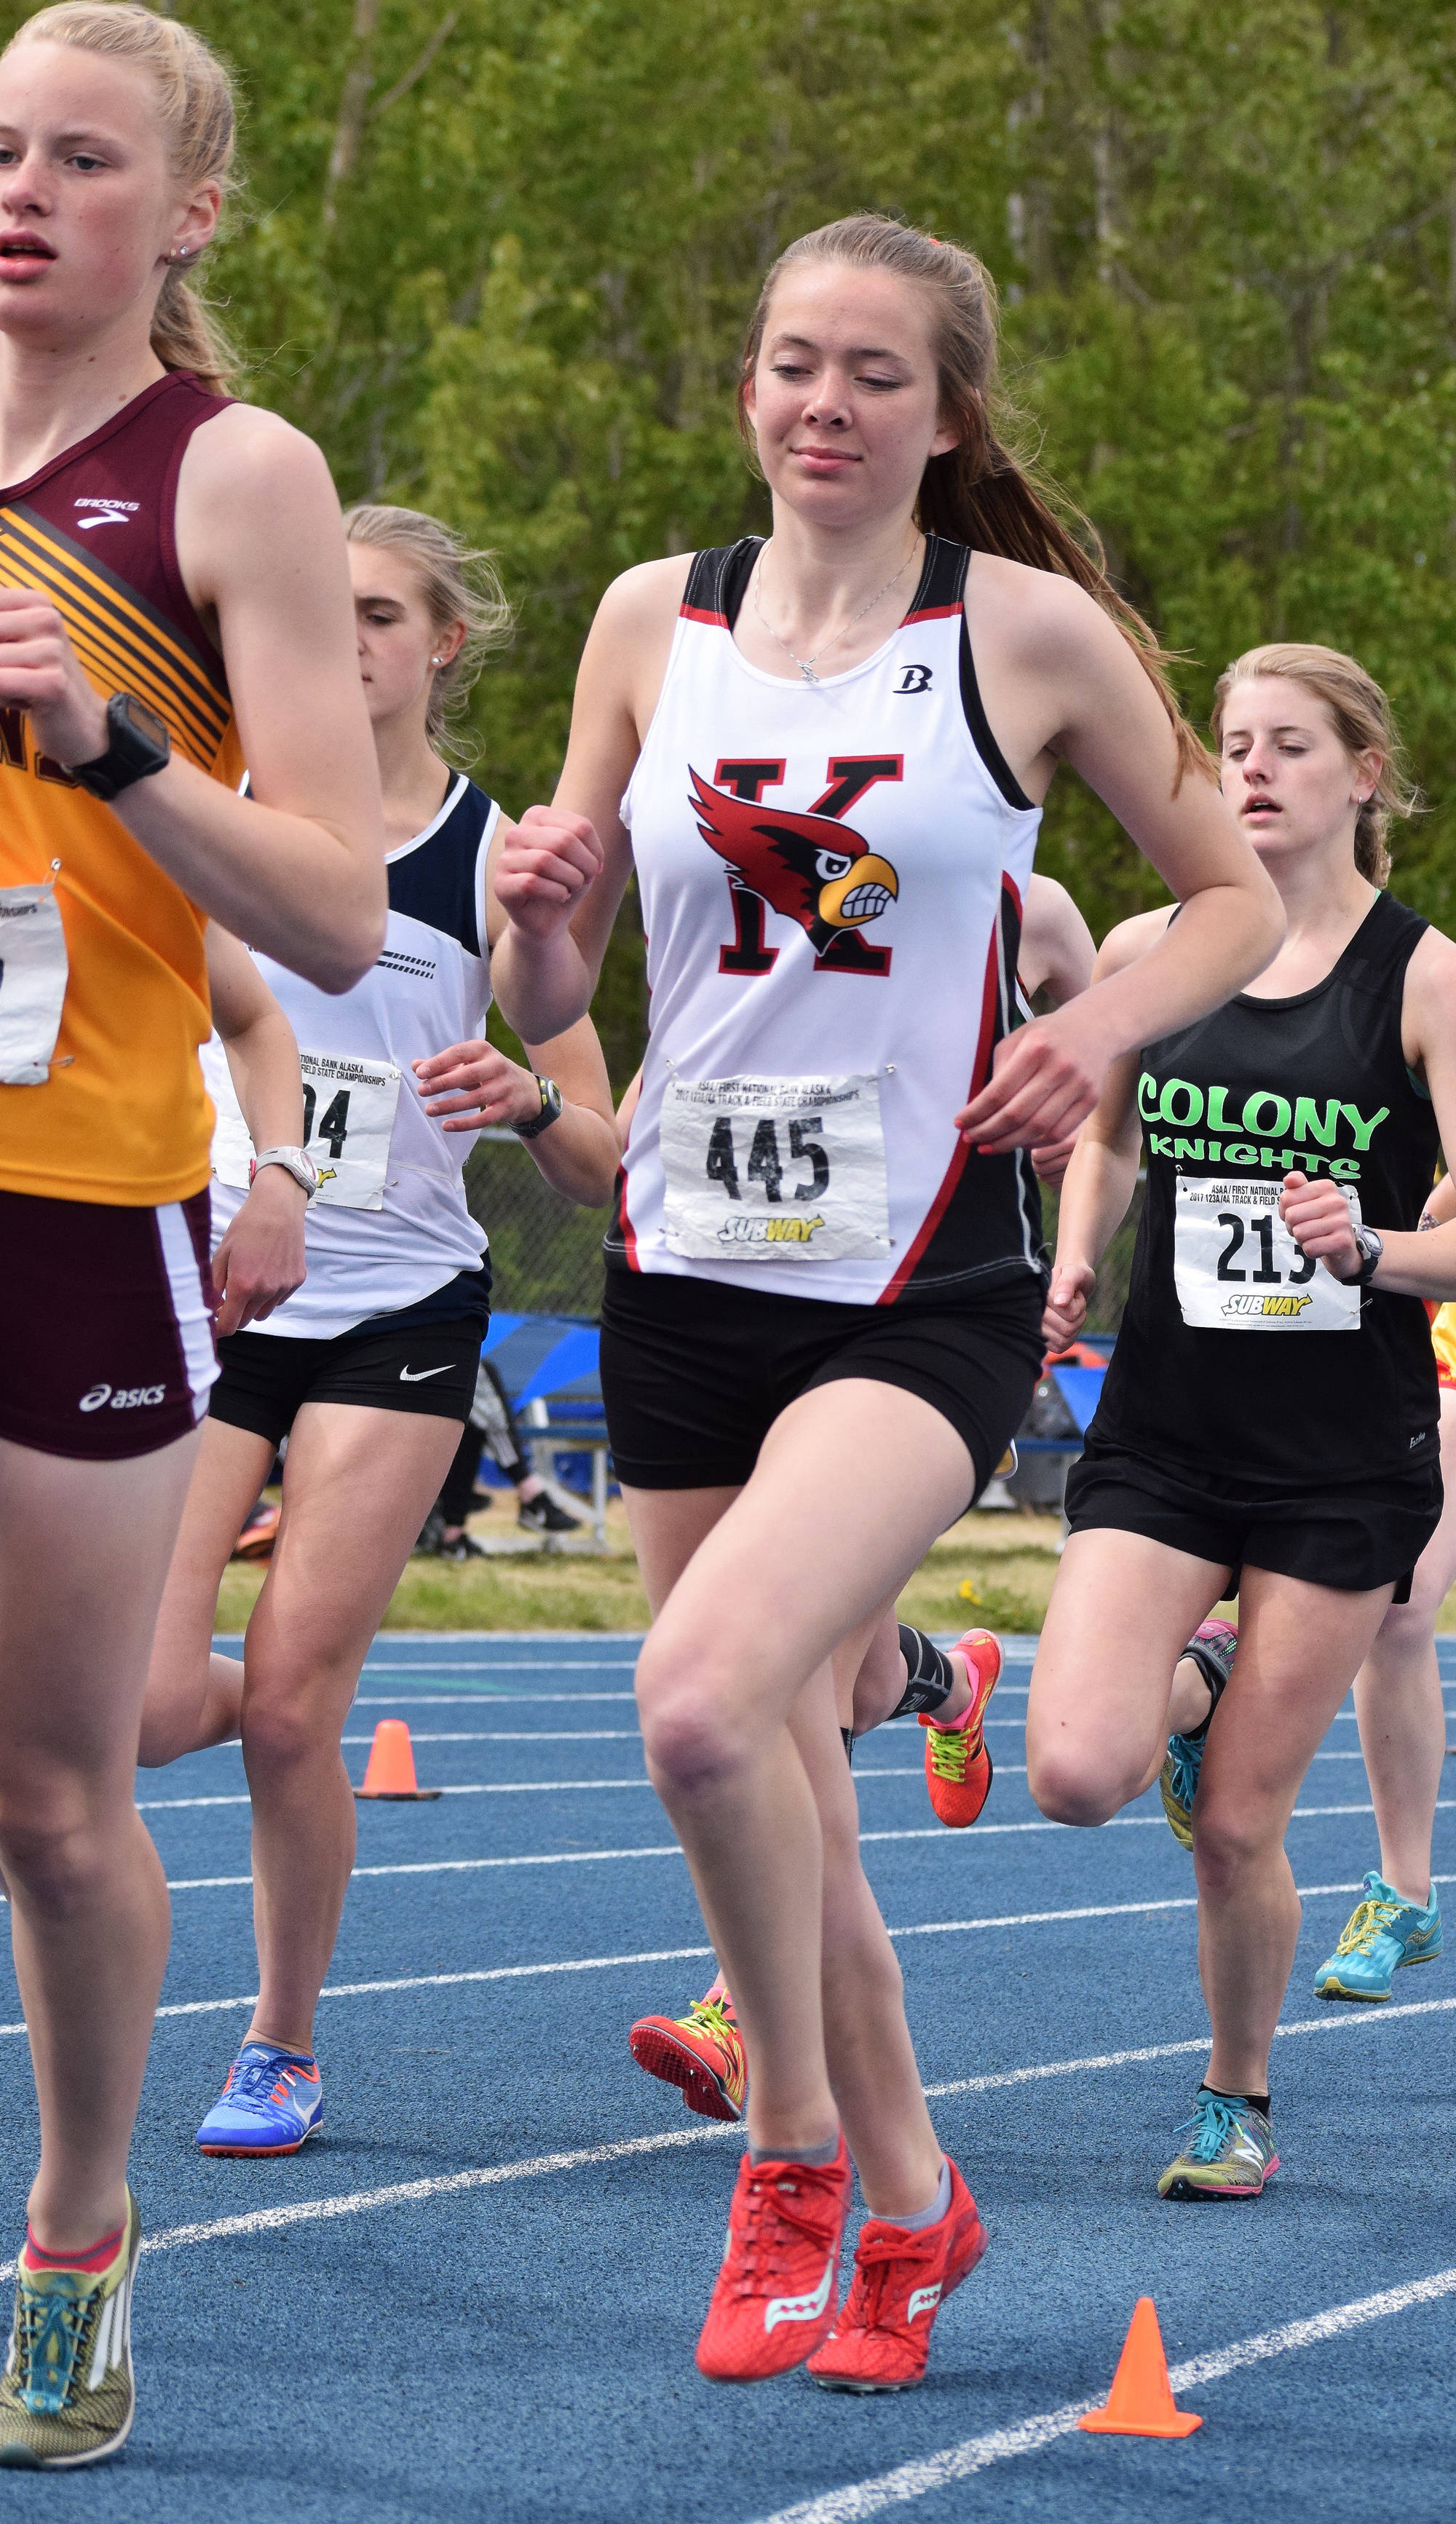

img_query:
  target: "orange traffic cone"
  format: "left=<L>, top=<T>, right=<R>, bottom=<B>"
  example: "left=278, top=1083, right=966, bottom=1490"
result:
left=353, top=1719, right=441, bottom=1802
left=1078, top=2298, right=1202, bottom=2438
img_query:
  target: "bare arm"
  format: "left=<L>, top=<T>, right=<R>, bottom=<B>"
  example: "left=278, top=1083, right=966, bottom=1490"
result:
left=960, top=569, right=1283, bottom=1155
left=1040, top=911, right=1165, bottom=1348
left=1278, top=926, right=1456, bottom=1299
left=411, top=1015, right=622, bottom=1209
left=1020, top=873, right=1096, bottom=1008
left=486, top=560, right=687, bottom=1040
left=205, top=924, right=308, bottom=1334
left=0, top=408, right=386, bottom=993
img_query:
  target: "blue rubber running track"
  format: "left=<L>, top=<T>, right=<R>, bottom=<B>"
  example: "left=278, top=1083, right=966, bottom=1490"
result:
left=0, top=1631, right=1452, bottom=2521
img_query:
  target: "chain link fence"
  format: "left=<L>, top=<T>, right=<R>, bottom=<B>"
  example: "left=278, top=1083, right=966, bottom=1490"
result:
left=463, top=1129, right=608, bottom=1320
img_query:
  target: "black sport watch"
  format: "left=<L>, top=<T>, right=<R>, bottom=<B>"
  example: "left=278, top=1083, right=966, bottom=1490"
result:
left=513, top=1075, right=564, bottom=1141
left=70, top=694, right=172, bottom=800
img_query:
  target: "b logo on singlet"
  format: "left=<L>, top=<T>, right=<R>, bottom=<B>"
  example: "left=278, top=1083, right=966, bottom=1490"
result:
left=894, top=664, right=933, bottom=695
left=689, top=757, right=903, bottom=979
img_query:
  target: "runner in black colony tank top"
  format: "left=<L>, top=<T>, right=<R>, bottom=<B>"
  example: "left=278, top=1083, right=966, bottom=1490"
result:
left=1026, top=643, right=1456, bottom=2212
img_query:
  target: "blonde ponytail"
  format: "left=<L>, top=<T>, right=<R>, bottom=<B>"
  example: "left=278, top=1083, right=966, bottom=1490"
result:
left=7, top=4, right=240, bottom=396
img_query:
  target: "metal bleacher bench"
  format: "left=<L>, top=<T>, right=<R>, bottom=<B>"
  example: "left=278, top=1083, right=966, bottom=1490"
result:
left=480, top=1313, right=610, bottom=1548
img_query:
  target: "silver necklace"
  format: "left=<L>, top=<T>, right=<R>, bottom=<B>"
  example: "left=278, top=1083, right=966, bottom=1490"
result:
left=751, top=537, right=920, bottom=684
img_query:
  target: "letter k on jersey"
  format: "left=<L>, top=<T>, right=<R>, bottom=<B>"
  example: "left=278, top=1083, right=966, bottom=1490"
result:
left=690, top=756, right=903, bottom=978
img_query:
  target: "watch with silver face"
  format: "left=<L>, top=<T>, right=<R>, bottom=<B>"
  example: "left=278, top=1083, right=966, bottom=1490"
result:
left=1340, top=1223, right=1383, bottom=1286
left=513, top=1075, right=564, bottom=1142
left=249, top=1146, right=320, bottom=1200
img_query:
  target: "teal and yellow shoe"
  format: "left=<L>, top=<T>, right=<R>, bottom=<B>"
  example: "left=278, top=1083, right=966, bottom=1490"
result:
left=0, top=2191, right=140, bottom=2468
left=1158, top=2092, right=1278, bottom=2201
left=1159, top=1618, right=1238, bottom=1851
left=1314, top=1872, right=1442, bottom=2002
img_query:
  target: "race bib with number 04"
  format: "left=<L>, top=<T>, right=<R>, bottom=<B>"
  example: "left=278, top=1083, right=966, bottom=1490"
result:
left=0, top=879, right=68, bottom=1086
left=1173, top=1175, right=1361, bottom=1331
left=210, top=1048, right=403, bottom=1211
left=660, top=1072, right=891, bottom=1263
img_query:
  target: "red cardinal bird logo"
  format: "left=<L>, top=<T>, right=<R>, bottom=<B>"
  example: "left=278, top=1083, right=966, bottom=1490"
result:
left=688, top=768, right=899, bottom=963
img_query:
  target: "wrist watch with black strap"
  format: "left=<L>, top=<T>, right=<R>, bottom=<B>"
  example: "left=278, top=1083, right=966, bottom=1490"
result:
left=1338, top=1224, right=1383, bottom=1286
left=69, top=694, right=172, bottom=801
left=513, top=1075, right=564, bottom=1142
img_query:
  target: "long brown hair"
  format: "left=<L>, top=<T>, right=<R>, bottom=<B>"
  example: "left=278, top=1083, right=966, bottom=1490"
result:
left=738, top=213, right=1208, bottom=786
left=6, top=4, right=240, bottom=396
left=1211, top=643, right=1421, bottom=887
left=343, top=505, right=513, bottom=762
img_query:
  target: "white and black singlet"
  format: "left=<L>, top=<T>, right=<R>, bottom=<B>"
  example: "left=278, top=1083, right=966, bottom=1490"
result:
left=199, top=775, right=499, bottom=1441
left=600, top=536, right=1050, bottom=1493
left=1068, top=891, right=1444, bottom=1593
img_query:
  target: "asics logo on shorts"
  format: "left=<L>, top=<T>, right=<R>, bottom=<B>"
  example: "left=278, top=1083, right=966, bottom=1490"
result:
left=764, top=2255, right=835, bottom=2333
left=79, top=1382, right=166, bottom=1413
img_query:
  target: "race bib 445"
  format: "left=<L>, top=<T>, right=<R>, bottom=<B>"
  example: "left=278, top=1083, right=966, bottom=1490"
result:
left=1174, top=1176, right=1361, bottom=1331
left=660, top=1072, right=890, bottom=1263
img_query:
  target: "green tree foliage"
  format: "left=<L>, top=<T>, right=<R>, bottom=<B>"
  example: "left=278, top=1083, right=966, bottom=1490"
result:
left=9, top=1, right=1456, bottom=1071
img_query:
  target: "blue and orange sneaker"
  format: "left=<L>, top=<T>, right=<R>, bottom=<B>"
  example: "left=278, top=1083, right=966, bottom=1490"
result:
left=920, top=1631, right=1002, bottom=1827
left=196, top=2042, right=323, bottom=2156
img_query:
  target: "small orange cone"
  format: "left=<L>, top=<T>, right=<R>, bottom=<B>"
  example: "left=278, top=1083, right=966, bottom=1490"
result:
left=353, top=1719, right=441, bottom=1802
left=1078, top=2298, right=1202, bottom=2438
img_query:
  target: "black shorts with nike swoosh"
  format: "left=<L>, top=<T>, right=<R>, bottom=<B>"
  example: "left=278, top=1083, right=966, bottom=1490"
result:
left=208, top=1313, right=480, bottom=1447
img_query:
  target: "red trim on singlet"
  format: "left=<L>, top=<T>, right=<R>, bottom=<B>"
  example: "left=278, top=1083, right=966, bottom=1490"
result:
left=878, top=919, right=1002, bottom=1303
left=614, top=1164, right=641, bottom=1271
left=901, top=602, right=963, bottom=623
left=680, top=604, right=728, bottom=625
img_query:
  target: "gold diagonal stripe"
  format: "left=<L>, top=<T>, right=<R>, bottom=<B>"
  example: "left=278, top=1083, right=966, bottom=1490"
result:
left=5, top=504, right=228, bottom=713
left=0, top=539, right=225, bottom=744
left=0, top=510, right=229, bottom=735
left=0, top=545, right=224, bottom=757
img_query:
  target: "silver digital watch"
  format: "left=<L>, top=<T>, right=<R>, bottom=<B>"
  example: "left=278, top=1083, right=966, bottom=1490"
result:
left=1339, top=1224, right=1383, bottom=1286
left=249, top=1146, right=321, bottom=1199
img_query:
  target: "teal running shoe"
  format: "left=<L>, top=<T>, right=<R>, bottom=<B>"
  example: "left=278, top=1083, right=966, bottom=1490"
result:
left=0, top=2189, right=140, bottom=2467
left=1313, top=1872, right=1442, bottom=2002
left=1158, top=2092, right=1278, bottom=2201
left=1159, top=1618, right=1238, bottom=1851
left=196, top=2041, right=323, bottom=2156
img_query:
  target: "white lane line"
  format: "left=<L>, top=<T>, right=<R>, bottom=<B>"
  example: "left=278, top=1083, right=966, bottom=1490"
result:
left=751, top=2268, right=1456, bottom=2524
left=4, top=2019, right=1454, bottom=2300
left=353, top=1693, right=638, bottom=1706
left=360, top=1663, right=639, bottom=1674
left=14, top=1880, right=1446, bottom=2031
left=341, top=1730, right=644, bottom=1744
left=141, top=1782, right=1441, bottom=1817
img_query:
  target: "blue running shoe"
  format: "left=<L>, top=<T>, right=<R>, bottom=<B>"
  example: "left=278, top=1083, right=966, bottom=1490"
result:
left=196, top=2043, right=323, bottom=2156
left=1313, top=1872, right=1442, bottom=2002
left=1159, top=1618, right=1238, bottom=1851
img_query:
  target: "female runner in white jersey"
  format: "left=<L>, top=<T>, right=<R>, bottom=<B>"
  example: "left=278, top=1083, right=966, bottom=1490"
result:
left=488, top=213, right=1281, bottom=2390
left=138, top=504, right=619, bottom=2157
left=1030, top=643, right=1456, bottom=2203
left=0, top=4, right=386, bottom=2466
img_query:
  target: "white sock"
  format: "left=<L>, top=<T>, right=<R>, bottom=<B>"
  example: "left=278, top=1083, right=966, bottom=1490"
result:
left=882, top=2159, right=951, bottom=2232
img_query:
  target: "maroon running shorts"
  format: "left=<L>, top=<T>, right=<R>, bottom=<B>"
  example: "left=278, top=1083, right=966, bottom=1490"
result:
left=0, top=1184, right=218, bottom=1460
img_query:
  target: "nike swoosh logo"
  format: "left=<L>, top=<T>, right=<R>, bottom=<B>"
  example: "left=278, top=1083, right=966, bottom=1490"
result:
left=399, top=1364, right=455, bottom=1382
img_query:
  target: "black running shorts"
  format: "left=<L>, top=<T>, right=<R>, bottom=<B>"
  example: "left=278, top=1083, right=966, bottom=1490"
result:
left=208, top=1315, right=480, bottom=1449
left=1064, top=1431, right=1443, bottom=1605
left=599, top=1267, right=1045, bottom=1501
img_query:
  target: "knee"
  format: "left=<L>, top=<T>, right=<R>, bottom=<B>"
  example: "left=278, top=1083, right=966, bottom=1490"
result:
left=0, top=1780, right=122, bottom=1912
left=635, top=1634, right=751, bottom=1797
left=240, top=1674, right=341, bottom=1776
left=1190, top=1805, right=1270, bottom=1897
left=1026, top=1741, right=1133, bottom=1829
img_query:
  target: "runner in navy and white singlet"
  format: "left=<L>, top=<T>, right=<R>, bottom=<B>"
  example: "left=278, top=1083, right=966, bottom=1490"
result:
left=488, top=214, right=1281, bottom=2391
left=1029, top=643, right=1456, bottom=2205
left=138, top=505, right=620, bottom=2159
